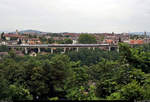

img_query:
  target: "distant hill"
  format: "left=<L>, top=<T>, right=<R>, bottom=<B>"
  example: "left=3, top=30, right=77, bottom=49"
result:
left=9, top=29, right=47, bottom=34
left=129, top=32, right=150, bottom=35
left=0, top=31, right=9, bottom=33
left=19, top=29, right=45, bottom=34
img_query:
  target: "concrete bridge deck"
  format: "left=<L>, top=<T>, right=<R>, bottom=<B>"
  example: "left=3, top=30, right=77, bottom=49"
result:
left=7, top=44, right=118, bottom=48
left=6, top=44, right=119, bottom=54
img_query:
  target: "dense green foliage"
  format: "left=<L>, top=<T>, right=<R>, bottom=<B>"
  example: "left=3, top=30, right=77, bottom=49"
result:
left=57, top=39, right=73, bottom=44
left=78, top=34, right=97, bottom=44
left=0, top=45, right=9, bottom=52
left=1, top=43, right=150, bottom=101
left=63, top=39, right=73, bottom=44
left=39, top=37, right=72, bottom=44
left=1, top=32, right=5, bottom=40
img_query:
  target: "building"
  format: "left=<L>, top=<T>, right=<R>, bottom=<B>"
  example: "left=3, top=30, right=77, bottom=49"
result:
left=129, top=40, right=144, bottom=45
left=4, top=34, right=25, bottom=41
left=104, top=39, right=114, bottom=44
left=30, top=51, right=37, bottom=56
left=0, top=41, right=8, bottom=45
left=73, top=40, right=78, bottom=44
left=7, top=41, right=18, bottom=45
left=20, top=38, right=41, bottom=45
left=63, top=33, right=80, bottom=37
left=28, top=38, right=41, bottom=45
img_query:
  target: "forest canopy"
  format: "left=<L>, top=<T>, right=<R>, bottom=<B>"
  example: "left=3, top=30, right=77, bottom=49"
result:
left=0, top=43, right=150, bottom=101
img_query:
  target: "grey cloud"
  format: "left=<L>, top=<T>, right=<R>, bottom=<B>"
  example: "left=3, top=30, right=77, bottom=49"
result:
left=0, top=0, right=150, bottom=33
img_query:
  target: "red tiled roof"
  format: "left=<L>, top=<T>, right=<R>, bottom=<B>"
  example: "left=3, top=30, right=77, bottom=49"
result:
left=30, top=38, right=40, bottom=41
left=64, top=33, right=80, bottom=37
left=130, top=40, right=144, bottom=44
left=4, top=34, right=24, bottom=38
left=106, top=39, right=113, bottom=43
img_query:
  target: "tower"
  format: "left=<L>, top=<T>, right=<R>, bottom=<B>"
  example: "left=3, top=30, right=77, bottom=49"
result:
left=16, top=29, right=19, bottom=35
left=144, top=31, right=147, bottom=38
left=112, top=32, right=114, bottom=35
left=144, top=31, right=147, bottom=44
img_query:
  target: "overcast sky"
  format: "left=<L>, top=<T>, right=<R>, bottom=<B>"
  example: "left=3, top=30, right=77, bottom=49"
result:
left=1, top=0, right=150, bottom=33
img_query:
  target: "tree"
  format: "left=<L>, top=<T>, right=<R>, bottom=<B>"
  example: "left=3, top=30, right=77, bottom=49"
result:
left=22, top=58, right=51, bottom=100
left=8, top=84, right=33, bottom=100
left=50, top=55, right=73, bottom=88
left=22, top=55, right=73, bottom=100
left=119, top=37, right=122, bottom=42
left=78, top=34, right=97, bottom=44
left=48, top=38, right=55, bottom=44
left=65, top=64, right=97, bottom=100
left=2, top=41, right=150, bottom=100
left=63, top=39, right=73, bottom=44
left=107, top=80, right=145, bottom=100
left=39, top=37, right=47, bottom=44
left=0, top=76, right=32, bottom=100
left=119, top=43, right=150, bottom=73
left=0, top=45, right=9, bottom=52
left=0, top=76, right=10, bottom=100
left=66, top=85, right=98, bottom=100
left=67, top=48, right=119, bottom=66
left=90, top=60, right=119, bottom=98
left=1, top=32, right=5, bottom=40
left=8, top=50, right=16, bottom=58
left=17, top=39, right=22, bottom=44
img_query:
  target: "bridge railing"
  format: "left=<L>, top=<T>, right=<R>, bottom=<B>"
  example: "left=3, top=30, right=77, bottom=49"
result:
left=7, top=44, right=118, bottom=48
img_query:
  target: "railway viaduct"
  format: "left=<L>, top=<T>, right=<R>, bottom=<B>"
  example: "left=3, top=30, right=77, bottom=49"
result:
left=7, top=44, right=119, bottom=54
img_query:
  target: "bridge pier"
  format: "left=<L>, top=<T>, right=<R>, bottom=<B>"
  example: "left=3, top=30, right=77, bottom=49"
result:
left=64, top=48, right=66, bottom=53
left=38, top=48, right=41, bottom=53
left=51, top=48, right=53, bottom=54
left=93, top=47, right=95, bottom=50
left=108, top=46, right=111, bottom=51
left=7, top=44, right=119, bottom=53
left=76, top=47, right=79, bottom=52
left=117, top=46, right=119, bottom=53
left=25, top=47, right=28, bottom=54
